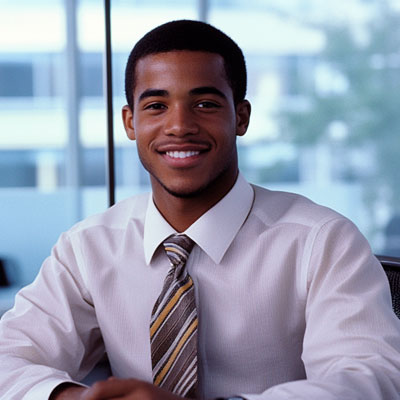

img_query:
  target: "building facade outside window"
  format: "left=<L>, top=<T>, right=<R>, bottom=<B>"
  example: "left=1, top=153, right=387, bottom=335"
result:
left=1, top=0, right=400, bottom=314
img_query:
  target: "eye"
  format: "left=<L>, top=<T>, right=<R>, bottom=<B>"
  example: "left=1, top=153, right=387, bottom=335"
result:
left=196, top=101, right=221, bottom=109
left=144, top=102, right=166, bottom=111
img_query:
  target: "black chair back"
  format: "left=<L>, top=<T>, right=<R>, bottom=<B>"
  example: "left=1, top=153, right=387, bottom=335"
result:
left=0, top=260, right=9, bottom=287
left=376, top=255, right=400, bottom=318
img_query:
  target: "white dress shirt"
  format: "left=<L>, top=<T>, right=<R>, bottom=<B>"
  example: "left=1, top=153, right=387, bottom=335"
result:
left=0, top=174, right=400, bottom=400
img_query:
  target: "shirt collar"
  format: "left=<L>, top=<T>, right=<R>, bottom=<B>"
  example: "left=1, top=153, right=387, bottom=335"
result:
left=143, top=173, right=254, bottom=265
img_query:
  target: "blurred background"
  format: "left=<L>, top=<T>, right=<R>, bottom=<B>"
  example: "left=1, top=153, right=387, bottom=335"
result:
left=1, top=0, right=400, bottom=313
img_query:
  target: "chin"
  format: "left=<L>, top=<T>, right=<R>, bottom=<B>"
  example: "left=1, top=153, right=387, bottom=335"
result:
left=163, top=184, right=206, bottom=199
left=151, top=166, right=236, bottom=201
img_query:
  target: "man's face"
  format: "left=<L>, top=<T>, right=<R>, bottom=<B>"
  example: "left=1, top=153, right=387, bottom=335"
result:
left=122, top=50, right=250, bottom=202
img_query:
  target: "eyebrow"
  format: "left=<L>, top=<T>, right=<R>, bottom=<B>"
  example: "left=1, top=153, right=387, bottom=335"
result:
left=190, top=86, right=227, bottom=99
left=138, top=86, right=227, bottom=103
left=138, top=89, right=169, bottom=102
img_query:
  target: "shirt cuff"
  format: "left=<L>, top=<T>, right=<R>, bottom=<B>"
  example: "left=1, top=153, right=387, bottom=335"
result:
left=24, top=377, right=88, bottom=400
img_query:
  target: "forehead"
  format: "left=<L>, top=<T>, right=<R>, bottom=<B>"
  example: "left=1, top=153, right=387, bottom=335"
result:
left=133, top=51, right=231, bottom=98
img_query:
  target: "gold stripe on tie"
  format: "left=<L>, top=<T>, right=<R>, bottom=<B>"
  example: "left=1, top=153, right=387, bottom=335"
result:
left=154, top=318, right=198, bottom=386
left=150, top=234, right=197, bottom=398
left=150, top=278, right=193, bottom=339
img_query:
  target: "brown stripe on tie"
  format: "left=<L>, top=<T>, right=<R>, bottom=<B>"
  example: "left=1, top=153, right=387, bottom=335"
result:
left=150, top=234, right=197, bottom=398
left=151, top=282, right=196, bottom=364
left=164, top=329, right=198, bottom=394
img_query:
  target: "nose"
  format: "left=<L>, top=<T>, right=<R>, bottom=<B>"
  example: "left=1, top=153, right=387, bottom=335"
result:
left=164, top=105, right=199, bottom=136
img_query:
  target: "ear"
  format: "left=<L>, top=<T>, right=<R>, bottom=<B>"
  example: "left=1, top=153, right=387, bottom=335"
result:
left=235, top=100, right=251, bottom=137
left=122, top=105, right=135, bottom=140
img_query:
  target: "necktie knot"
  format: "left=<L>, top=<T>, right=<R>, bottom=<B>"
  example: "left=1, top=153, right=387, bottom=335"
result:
left=163, top=234, right=194, bottom=268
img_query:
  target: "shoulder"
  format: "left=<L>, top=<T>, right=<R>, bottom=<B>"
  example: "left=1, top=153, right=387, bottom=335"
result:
left=249, top=185, right=374, bottom=295
left=250, top=184, right=349, bottom=230
left=68, top=192, right=150, bottom=236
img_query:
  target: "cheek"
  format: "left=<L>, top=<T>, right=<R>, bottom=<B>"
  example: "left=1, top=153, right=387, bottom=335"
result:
left=131, top=120, right=152, bottom=143
left=135, top=137, right=150, bottom=156
left=133, top=115, right=161, bottom=138
left=134, top=130, right=158, bottom=162
left=217, top=124, right=238, bottom=147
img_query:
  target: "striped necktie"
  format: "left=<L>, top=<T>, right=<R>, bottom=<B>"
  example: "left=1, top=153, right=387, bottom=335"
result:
left=150, top=234, right=198, bottom=398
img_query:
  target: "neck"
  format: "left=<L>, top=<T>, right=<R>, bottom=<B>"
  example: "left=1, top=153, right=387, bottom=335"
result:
left=151, top=173, right=238, bottom=232
left=153, top=196, right=208, bottom=232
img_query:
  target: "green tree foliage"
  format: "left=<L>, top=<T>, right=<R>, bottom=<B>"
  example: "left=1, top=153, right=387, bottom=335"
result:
left=280, top=1, right=400, bottom=211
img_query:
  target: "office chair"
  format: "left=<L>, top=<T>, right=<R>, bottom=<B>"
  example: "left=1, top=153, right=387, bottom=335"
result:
left=376, top=255, right=400, bottom=318
left=0, top=259, right=9, bottom=287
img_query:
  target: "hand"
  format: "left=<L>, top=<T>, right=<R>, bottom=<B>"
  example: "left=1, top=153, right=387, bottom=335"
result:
left=82, top=377, right=185, bottom=400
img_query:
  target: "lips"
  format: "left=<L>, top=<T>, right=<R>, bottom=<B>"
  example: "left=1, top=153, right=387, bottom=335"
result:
left=157, top=141, right=210, bottom=157
left=156, top=142, right=210, bottom=167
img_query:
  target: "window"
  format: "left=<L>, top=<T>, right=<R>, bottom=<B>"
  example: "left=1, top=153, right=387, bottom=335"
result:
left=207, top=0, right=400, bottom=257
left=0, top=0, right=110, bottom=305
left=1, top=0, right=399, bottom=315
left=0, top=62, right=33, bottom=97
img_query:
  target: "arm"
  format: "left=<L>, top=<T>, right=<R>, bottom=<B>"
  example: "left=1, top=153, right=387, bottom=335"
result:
left=0, top=232, right=104, bottom=399
left=242, top=218, right=400, bottom=400
left=51, top=377, right=185, bottom=400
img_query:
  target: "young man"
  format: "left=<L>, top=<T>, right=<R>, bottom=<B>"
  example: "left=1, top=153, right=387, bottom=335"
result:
left=1, top=20, right=400, bottom=400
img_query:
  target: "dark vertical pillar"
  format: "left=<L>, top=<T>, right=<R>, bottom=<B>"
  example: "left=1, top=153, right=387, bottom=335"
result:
left=104, top=0, right=115, bottom=207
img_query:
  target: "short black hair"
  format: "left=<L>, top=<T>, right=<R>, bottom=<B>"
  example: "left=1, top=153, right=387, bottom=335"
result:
left=124, top=19, right=247, bottom=109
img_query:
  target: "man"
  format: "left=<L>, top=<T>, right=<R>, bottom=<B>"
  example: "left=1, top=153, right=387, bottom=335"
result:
left=1, top=20, right=400, bottom=400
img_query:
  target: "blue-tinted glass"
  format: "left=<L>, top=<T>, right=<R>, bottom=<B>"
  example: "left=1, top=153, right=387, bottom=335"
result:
left=0, top=0, right=108, bottom=314
left=0, top=62, right=33, bottom=97
left=209, top=0, right=400, bottom=257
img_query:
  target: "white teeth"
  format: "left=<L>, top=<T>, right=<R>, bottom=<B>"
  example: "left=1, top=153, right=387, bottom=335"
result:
left=166, top=151, right=200, bottom=159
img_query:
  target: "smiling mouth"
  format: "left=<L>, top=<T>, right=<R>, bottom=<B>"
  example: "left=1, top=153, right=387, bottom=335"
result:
left=165, top=150, right=200, bottom=159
